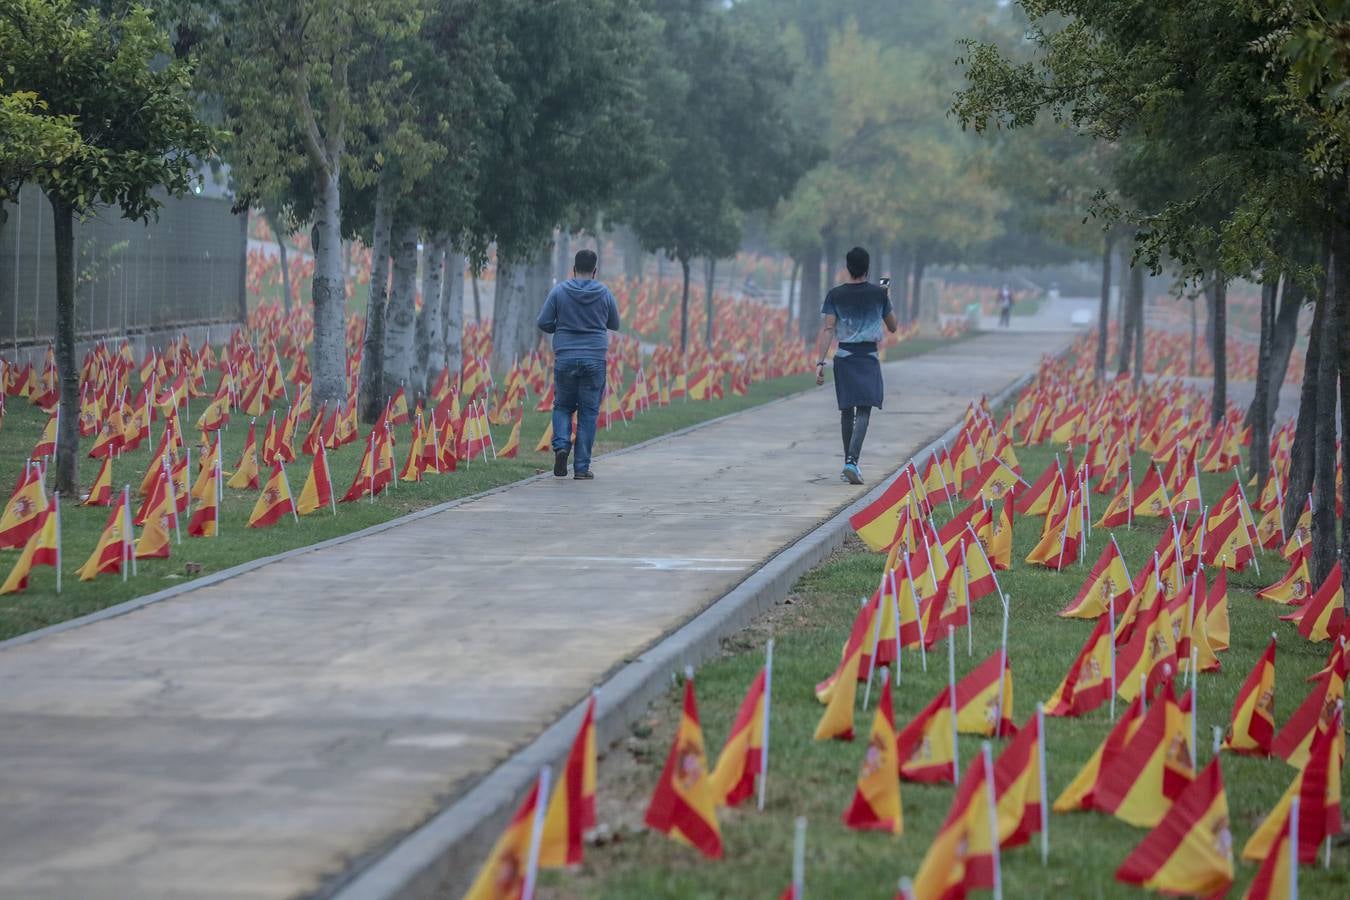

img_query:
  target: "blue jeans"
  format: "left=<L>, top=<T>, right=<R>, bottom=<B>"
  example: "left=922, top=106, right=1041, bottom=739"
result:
left=552, top=358, right=606, bottom=473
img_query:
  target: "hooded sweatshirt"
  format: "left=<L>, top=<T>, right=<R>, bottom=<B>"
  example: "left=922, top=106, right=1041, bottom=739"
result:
left=536, top=277, right=621, bottom=362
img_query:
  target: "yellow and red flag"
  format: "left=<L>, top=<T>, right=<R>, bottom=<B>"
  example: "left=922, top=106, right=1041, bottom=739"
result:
left=1132, top=464, right=1172, bottom=518
left=1114, top=756, right=1233, bottom=897
left=227, top=422, right=261, bottom=490
left=538, top=694, right=597, bottom=869
left=0, top=465, right=47, bottom=550
left=643, top=677, right=723, bottom=858
left=1054, top=694, right=1146, bottom=812
left=1243, top=801, right=1296, bottom=900
left=896, top=690, right=957, bottom=784
left=1059, top=538, right=1131, bottom=619
left=296, top=445, right=335, bottom=516
left=134, top=477, right=174, bottom=559
left=1045, top=615, right=1114, bottom=718
left=710, top=658, right=769, bottom=809
left=849, top=470, right=919, bottom=552
left=84, top=456, right=113, bottom=507
left=1243, top=706, right=1343, bottom=865
left=1294, top=561, right=1344, bottom=642
left=77, top=495, right=131, bottom=581
left=464, top=773, right=547, bottom=900
left=954, top=651, right=1016, bottom=738
left=1270, top=647, right=1346, bottom=768
left=1223, top=636, right=1276, bottom=756
left=499, top=409, right=522, bottom=459
left=1257, top=546, right=1311, bottom=604
left=841, top=670, right=902, bottom=834
left=0, top=497, right=59, bottom=595
left=1091, top=679, right=1194, bottom=827
left=1115, top=591, right=1177, bottom=702
left=187, top=462, right=220, bottom=538
left=247, top=461, right=296, bottom=529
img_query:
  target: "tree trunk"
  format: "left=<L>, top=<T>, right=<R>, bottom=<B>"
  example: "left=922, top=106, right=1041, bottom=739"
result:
left=358, top=176, right=394, bottom=422
left=267, top=209, right=292, bottom=313
left=909, top=248, right=927, bottom=323
left=1266, top=280, right=1304, bottom=420
left=1204, top=281, right=1217, bottom=355
left=442, top=246, right=465, bottom=381
left=471, top=270, right=482, bottom=322
left=1247, top=276, right=1277, bottom=494
left=418, top=237, right=447, bottom=396
left=1285, top=240, right=1328, bottom=538
left=236, top=209, right=250, bottom=326
left=798, top=245, right=822, bottom=345
left=704, top=257, right=716, bottom=348
left=787, top=257, right=801, bottom=326
left=381, top=224, right=420, bottom=399
left=310, top=169, right=347, bottom=405
left=48, top=194, right=79, bottom=494
left=678, top=256, right=691, bottom=353
left=1117, top=259, right=1137, bottom=377
left=1312, top=224, right=1344, bottom=588
left=490, top=257, right=538, bottom=375
left=1211, top=271, right=1227, bottom=427
left=1131, top=261, right=1145, bottom=387
left=1095, top=232, right=1113, bottom=381
left=1189, top=294, right=1198, bottom=377
left=891, top=244, right=911, bottom=323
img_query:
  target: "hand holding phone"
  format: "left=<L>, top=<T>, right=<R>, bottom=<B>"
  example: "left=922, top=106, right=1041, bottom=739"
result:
left=879, top=276, right=891, bottom=288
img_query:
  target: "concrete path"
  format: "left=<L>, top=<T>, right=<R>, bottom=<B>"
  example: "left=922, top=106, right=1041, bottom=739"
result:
left=0, top=331, right=1068, bottom=900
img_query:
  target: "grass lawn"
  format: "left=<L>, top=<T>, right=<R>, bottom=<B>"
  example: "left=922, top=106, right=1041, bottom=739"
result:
left=543, top=438, right=1348, bottom=899
left=0, top=336, right=960, bottom=642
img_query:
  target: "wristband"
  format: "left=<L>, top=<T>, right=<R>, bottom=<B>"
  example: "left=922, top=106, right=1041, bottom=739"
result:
left=817, top=360, right=827, bottom=367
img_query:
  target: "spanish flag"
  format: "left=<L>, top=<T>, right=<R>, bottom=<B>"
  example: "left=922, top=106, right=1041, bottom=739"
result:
left=1045, top=615, right=1114, bottom=718
left=187, top=464, right=219, bottom=538
left=84, top=456, right=113, bottom=507
left=1097, top=476, right=1134, bottom=528
left=1242, top=706, right=1343, bottom=865
left=1059, top=539, right=1131, bottom=619
left=77, top=495, right=131, bottom=581
left=1243, top=798, right=1296, bottom=900
left=1281, top=499, right=1311, bottom=560
left=1203, top=568, right=1231, bottom=651
left=499, top=410, right=521, bottom=459
left=909, top=747, right=1000, bottom=897
left=296, top=445, right=335, bottom=517
left=710, top=662, right=768, bottom=808
left=1223, top=636, right=1276, bottom=756
left=1091, top=679, right=1194, bottom=827
left=0, top=466, right=47, bottom=550
left=850, top=470, right=919, bottom=552
left=814, top=613, right=864, bottom=741
left=0, top=498, right=59, bottom=595
left=1054, top=693, right=1146, bottom=812
left=896, top=690, right=957, bottom=784
left=1295, top=561, right=1344, bottom=642
left=1016, top=459, right=1062, bottom=516
left=1115, top=592, right=1177, bottom=703
left=399, top=417, right=425, bottom=482
left=534, top=420, right=553, bottom=454
left=1025, top=490, right=1083, bottom=569
left=994, top=709, right=1046, bottom=849
left=1114, top=756, right=1233, bottom=896
left=961, top=457, right=1021, bottom=504
left=464, top=773, right=547, bottom=900
left=1270, top=649, right=1346, bottom=768
left=954, top=651, right=1016, bottom=737
left=1256, top=546, right=1311, bottom=604
left=643, top=676, right=723, bottom=858
left=227, top=422, right=261, bottom=490
left=31, top=410, right=57, bottom=458
left=247, top=461, right=296, bottom=529
left=1132, top=464, right=1171, bottom=518
left=538, top=694, right=597, bottom=868
left=134, top=477, right=174, bottom=559
left=841, top=669, right=902, bottom=833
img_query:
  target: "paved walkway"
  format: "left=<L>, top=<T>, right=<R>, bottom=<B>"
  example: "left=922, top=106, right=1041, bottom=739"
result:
left=0, top=331, right=1068, bottom=899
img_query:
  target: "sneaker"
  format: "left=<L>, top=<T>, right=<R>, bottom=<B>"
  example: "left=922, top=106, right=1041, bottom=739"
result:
left=841, top=463, right=863, bottom=485
left=574, top=470, right=594, bottom=480
left=553, top=450, right=569, bottom=477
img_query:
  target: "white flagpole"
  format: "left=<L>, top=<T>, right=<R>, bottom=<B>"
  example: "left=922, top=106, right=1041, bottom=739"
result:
left=367, top=431, right=375, bottom=503
left=325, top=444, right=337, bottom=515
left=891, top=569, right=902, bottom=687
left=995, top=600, right=1010, bottom=737
left=1140, top=672, right=1148, bottom=713
left=53, top=491, right=61, bottom=595
left=1037, top=702, right=1048, bottom=865
left=862, top=583, right=886, bottom=712
left=521, top=766, right=550, bottom=900
left=1190, top=646, right=1198, bottom=762
left=1111, top=534, right=1132, bottom=586
left=983, top=742, right=1003, bottom=900
left=758, top=638, right=773, bottom=812
left=965, top=522, right=1006, bottom=609
left=791, top=816, right=806, bottom=899
left=961, top=540, right=972, bottom=656
left=1108, top=583, right=1118, bottom=722
left=948, top=625, right=959, bottom=784
left=214, top=457, right=222, bottom=537
left=1291, top=794, right=1301, bottom=897
left=123, top=485, right=136, bottom=577
left=903, top=551, right=928, bottom=671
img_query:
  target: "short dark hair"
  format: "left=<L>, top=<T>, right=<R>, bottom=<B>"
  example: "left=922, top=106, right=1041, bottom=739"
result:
left=574, top=249, right=597, bottom=275
left=845, top=246, right=869, bottom=279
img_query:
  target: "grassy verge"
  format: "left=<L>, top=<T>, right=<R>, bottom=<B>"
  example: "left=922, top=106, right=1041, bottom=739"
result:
left=543, top=439, right=1347, bottom=899
left=0, top=337, right=960, bottom=641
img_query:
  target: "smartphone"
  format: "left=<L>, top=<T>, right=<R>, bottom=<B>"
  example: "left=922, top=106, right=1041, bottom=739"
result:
left=878, top=277, right=891, bottom=287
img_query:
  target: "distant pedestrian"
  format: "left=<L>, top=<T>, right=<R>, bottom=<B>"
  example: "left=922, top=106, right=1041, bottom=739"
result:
left=536, top=249, right=621, bottom=480
left=813, top=246, right=898, bottom=485
left=998, top=283, right=1013, bottom=327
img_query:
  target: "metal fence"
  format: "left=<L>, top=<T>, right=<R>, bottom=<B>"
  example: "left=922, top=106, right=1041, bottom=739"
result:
left=0, top=183, right=247, bottom=349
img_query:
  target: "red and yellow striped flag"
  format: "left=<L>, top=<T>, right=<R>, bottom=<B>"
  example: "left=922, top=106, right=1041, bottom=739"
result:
left=1115, top=756, right=1233, bottom=896
left=842, top=670, right=902, bottom=834
left=710, top=665, right=768, bottom=808
left=1223, top=636, right=1276, bottom=756
left=538, top=695, right=597, bottom=869
left=643, top=677, right=723, bottom=858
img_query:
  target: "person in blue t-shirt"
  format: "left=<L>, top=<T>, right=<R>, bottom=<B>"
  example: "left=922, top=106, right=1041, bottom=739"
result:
left=812, top=246, right=898, bottom=485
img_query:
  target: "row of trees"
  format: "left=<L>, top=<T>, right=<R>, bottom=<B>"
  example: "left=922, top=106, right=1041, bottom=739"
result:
left=1, top=0, right=817, bottom=493
left=953, top=1, right=1350, bottom=597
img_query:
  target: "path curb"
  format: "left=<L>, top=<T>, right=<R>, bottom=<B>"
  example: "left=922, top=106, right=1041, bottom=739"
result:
left=325, top=362, right=1046, bottom=900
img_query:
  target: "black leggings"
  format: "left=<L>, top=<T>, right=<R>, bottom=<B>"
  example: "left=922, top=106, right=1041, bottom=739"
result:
left=840, top=406, right=872, bottom=465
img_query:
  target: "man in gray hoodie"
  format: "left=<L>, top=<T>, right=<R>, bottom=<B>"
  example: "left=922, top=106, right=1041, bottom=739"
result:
left=536, top=249, right=621, bottom=479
